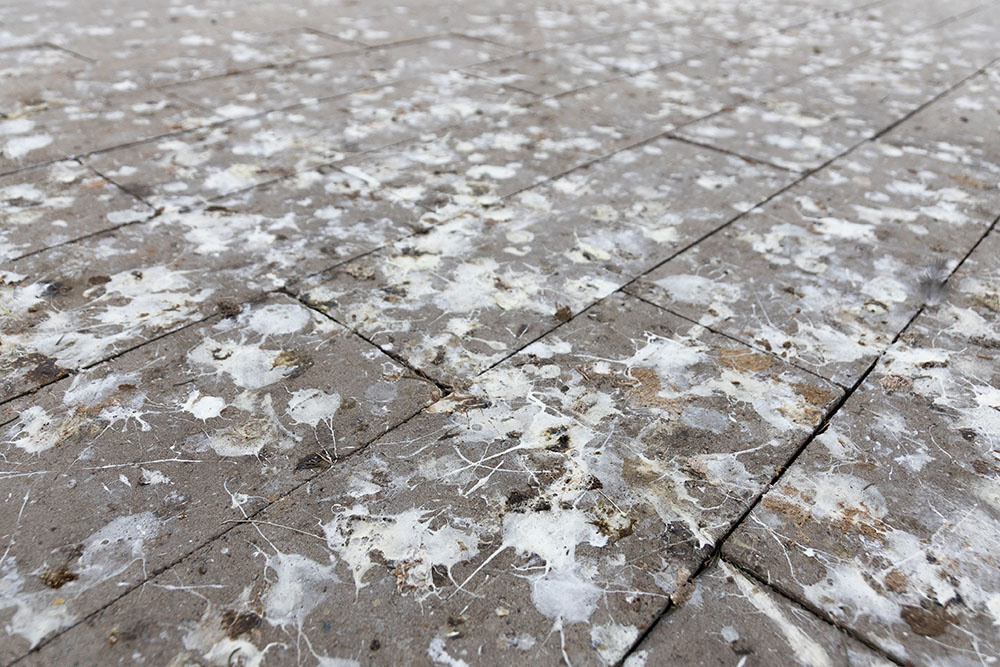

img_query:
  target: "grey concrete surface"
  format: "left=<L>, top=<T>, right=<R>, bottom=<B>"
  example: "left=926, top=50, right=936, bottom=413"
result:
left=1, top=0, right=998, bottom=665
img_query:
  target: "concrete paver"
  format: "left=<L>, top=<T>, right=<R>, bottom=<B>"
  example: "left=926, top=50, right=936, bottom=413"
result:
left=723, top=229, right=1000, bottom=665
left=628, top=140, right=1000, bottom=386
left=0, top=294, right=437, bottom=661
left=0, top=164, right=438, bottom=402
left=164, top=37, right=519, bottom=115
left=675, top=11, right=997, bottom=172
left=2, top=1, right=999, bottom=665
left=627, top=561, right=892, bottom=667
left=0, top=160, right=153, bottom=262
left=301, top=137, right=792, bottom=385
left=20, top=293, right=840, bottom=666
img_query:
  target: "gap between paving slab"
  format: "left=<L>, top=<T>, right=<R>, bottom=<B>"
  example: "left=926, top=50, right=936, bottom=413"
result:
left=615, top=197, right=1000, bottom=667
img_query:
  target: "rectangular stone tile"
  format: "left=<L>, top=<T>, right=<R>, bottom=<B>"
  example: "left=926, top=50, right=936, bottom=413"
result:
left=628, top=140, right=1000, bottom=386
left=0, top=163, right=437, bottom=401
left=83, top=73, right=526, bottom=208
left=659, top=11, right=888, bottom=105
left=757, top=26, right=995, bottom=139
left=538, top=66, right=735, bottom=143
left=331, top=87, right=711, bottom=212
left=460, top=47, right=621, bottom=97
left=870, top=0, right=990, bottom=34
left=628, top=560, right=892, bottom=667
left=571, top=25, right=720, bottom=76
left=171, top=65, right=532, bottom=121
left=328, top=124, right=608, bottom=210
left=1, top=90, right=214, bottom=174
left=674, top=26, right=991, bottom=172
left=307, top=7, right=465, bottom=46
left=165, top=36, right=517, bottom=113
left=0, top=45, right=92, bottom=114
left=179, top=165, right=433, bottom=271
left=50, top=26, right=357, bottom=92
left=22, top=293, right=841, bottom=666
left=684, top=0, right=824, bottom=42
left=722, top=237, right=1000, bottom=664
left=882, top=68, right=1000, bottom=165
left=0, top=160, right=153, bottom=262
left=0, top=293, right=437, bottom=661
left=551, top=66, right=733, bottom=135
left=676, top=102, right=864, bottom=173
left=459, top=18, right=608, bottom=52
left=301, top=136, right=792, bottom=385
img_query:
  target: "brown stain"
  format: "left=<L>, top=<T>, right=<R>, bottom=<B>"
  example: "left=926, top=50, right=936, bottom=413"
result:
left=884, top=568, right=908, bottom=593
left=950, top=172, right=990, bottom=189
left=832, top=506, right=887, bottom=544
left=22, top=353, right=70, bottom=385
left=792, top=382, right=835, bottom=407
left=271, top=349, right=314, bottom=378
left=761, top=494, right=813, bottom=529
left=220, top=609, right=262, bottom=640
left=901, top=604, right=954, bottom=638
left=972, top=291, right=1000, bottom=313
left=615, top=367, right=677, bottom=410
left=718, top=347, right=774, bottom=373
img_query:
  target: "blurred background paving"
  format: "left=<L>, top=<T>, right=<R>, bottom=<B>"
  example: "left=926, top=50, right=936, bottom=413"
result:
left=1, top=0, right=998, bottom=665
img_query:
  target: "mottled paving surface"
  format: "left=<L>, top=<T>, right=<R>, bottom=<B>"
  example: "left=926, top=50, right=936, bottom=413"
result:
left=1, top=1, right=999, bottom=666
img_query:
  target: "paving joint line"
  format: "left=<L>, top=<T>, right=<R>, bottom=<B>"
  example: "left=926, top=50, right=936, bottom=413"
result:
left=721, top=557, right=907, bottom=666
left=6, top=283, right=471, bottom=662
left=625, top=291, right=848, bottom=389
left=664, top=133, right=800, bottom=173
left=616, top=204, right=1000, bottom=667
left=301, top=26, right=371, bottom=49
left=0, top=311, right=215, bottom=409
left=615, top=52, right=1000, bottom=666
left=8, top=394, right=440, bottom=665
left=281, top=287, right=454, bottom=396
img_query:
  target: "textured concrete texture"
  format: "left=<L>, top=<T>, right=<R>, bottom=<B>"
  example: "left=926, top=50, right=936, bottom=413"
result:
left=1, top=0, right=999, bottom=666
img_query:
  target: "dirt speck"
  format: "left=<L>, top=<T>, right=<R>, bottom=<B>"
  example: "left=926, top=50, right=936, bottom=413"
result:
left=39, top=566, right=78, bottom=589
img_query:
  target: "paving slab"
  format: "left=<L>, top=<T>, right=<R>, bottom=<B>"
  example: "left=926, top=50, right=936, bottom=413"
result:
left=722, top=228, right=1000, bottom=665
left=675, top=22, right=993, bottom=172
left=0, top=160, right=153, bottom=262
left=328, top=99, right=645, bottom=211
left=460, top=46, right=625, bottom=98
left=883, top=67, right=1000, bottom=165
left=0, top=293, right=437, bottom=661
left=627, top=560, right=892, bottom=667
left=49, top=26, right=357, bottom=93
left=1, top=90, right=214, bottom=175
left=300, top=136, right=793, bottom=385
left=22, top=293, right=841, bottom=666
left=868, top=0, right=990, bottom=33
left=84, top=73, right=527, bottom=208
left=546, top=66, right=733, bottom=137
left=658, top=12, right=887, bottom=106
left=628, top=140, right=1000, bottom=386
left=0, top=164, right=437, bottom=402
left=163, top=36, right=518, bottom=114
left=0, top=45, right=93, bottom=113
left=3, top=1, right=1000, bottom=664
left=677, top=0, right=824, bottom=42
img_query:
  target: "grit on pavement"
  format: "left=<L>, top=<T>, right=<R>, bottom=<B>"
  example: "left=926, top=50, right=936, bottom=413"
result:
left=1, top=0, right=999, bottom=665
